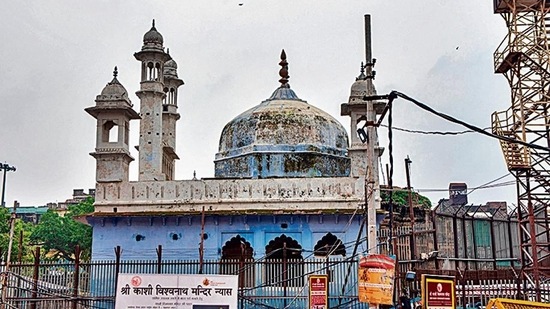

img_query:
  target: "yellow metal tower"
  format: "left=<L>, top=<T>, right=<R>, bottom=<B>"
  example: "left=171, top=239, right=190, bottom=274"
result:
left=492, top=0, right=550, bottom=301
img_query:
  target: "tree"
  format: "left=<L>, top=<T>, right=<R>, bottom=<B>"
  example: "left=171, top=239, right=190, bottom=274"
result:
left=31, top=197, right=94, bottom=261
left=0, top=207, right=36, bottom=263
left=381, top=187, right=432, bottom=209
left=380, top=187, right=432, bottom=223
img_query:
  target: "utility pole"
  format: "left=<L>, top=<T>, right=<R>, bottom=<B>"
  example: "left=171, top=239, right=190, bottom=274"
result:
left=342, top=15, right=382, bottom=254
left=0, top=163, right=16, bottom=207
left=405, top=156, right=416, bottom=260
left=364, top=14, right=380, bottom=254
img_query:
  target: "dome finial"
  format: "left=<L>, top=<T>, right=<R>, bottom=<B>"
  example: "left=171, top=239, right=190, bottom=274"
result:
left=152, top=19, right=156, bottom=29
left=113, top=66, right=118, bottom=78
left=166, top=48, right=170, bottom=55
left=356, top=62, right=367, bottom=81
left=278, top=49, right=290, bottom=88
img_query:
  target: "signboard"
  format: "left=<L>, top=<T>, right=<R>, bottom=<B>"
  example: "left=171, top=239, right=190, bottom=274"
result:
left=358, top=254, right=396, bottom=305
left=308, top=275, right=328, bottom=309
left=115, top=273, right=238, bottom=309
left=421, top=275, right=455, bottom=309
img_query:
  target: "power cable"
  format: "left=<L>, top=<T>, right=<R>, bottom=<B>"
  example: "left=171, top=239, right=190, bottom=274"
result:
left=467, top=173, right=511, bottom=195
left=389, top=91, right=550, bottom=152
left=413, top=180, right=515, bottom=193
left=380, top=124, right=490, bottom=136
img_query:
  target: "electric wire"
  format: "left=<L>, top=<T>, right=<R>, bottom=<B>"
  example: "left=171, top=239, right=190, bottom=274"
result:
left=414, top=181, right=515, bottom=193
left=391, top=91, right=550, bottom=152
left=380, top=124, right=490, bottom=135
left=466, top=173, right=511, bottom=195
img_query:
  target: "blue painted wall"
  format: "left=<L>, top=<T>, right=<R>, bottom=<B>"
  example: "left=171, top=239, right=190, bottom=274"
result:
left=90, top=214, right=375, bottom=261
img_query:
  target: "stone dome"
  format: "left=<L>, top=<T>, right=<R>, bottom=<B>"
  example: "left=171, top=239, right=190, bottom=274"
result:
left=215, top=50, right=350, bottom=178
left=144, top=27, right=163, bottom=45
left=215, top=86, right=350, bottom=178
left=101, top=79, right=127, bottom=97
left=348, top=64, right=375, bottom=104
left=165, top=59, right=177, bottom=69
left=141, top=20, right=164, bottom=51
left=219, top=90, right=349, bottom=153
left=99, top=67, right=129, bottom=100
left=164, top=59, right=178, bottom=79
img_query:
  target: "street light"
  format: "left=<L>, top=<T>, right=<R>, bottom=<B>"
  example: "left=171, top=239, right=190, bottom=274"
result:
left=0, top=163, right=16, bottom=207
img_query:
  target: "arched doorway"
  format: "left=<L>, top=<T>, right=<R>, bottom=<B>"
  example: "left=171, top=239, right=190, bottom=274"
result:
left=265, top=234, right=304, bottom=287
left=313, top=233, right=346, bottom=257
left=220, top=235, right=254, bottom=287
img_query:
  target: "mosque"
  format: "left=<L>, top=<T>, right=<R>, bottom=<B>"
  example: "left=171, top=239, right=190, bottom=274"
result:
left=84, top=20, right=383, bottom=267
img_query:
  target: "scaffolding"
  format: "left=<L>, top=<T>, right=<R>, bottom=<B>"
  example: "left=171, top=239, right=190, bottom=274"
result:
left=491, top=0, right=550, bottom=301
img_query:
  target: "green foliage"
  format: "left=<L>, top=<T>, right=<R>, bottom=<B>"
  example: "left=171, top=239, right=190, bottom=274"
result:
left=31, top=197, right=94, bottom=261
left=381, top=188, right=432, bottom=209
left=12, top=220, right=36, bottom=262
left=0, top=207, right=37, bottom=263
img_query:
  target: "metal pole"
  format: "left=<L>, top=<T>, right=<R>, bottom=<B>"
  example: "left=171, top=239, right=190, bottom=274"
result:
left=283, top=242, right=287, bottom=308
left=71, top=245, right=80, bottom=309
left=114, top=246, right=122, bottom=295
left=405, top=157, right=416, bottom=260
left=5, top=201, right=18, bottom=269
left=30, top=247, right=40, bottom=309
left=17, top=230, right=22, bottom=264
left=240, top=242, right=245, bottom=309
left=156, top=245, right=162, bottom=274
left=199, top=206, right=205, bottom=274
left=1, top=169, right=5, bottom=207
left=365, top=88, right=377, bottom=254
left=0, top=164, right=16, bottom=207
left=0, top=201, right=18, bottom=309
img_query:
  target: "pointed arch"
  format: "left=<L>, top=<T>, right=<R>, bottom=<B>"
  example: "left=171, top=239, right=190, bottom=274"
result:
left=314, top=233, right=346, bottom=257
left=219, top=235, right=254, bottom=287
left=264, top=234, right=304, bottom=287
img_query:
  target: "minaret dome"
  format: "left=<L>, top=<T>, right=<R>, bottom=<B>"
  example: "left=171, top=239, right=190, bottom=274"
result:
left=142, top=19, right=164, bottom=51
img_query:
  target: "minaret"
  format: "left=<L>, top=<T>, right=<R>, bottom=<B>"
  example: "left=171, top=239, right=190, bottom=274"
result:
left=86, top=67, right=140, bottom=182
left=161, top=50, right=184, bottom=180
left=134, top=20, right=171, bottom=181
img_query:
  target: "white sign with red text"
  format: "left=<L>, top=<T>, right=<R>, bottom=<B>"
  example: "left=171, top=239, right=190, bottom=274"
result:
left=115, top=273, right=238, bottom=309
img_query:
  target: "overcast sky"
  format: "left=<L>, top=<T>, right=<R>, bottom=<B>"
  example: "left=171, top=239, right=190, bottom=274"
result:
left=0, top=1, right=514, bottom=207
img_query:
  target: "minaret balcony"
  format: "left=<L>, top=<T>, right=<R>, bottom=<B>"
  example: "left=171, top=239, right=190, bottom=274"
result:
left=138, top=81, right=165, bottom=94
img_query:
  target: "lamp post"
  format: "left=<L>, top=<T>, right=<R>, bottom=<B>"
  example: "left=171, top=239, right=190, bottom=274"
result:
left=0, top=163, right=16, bottom=207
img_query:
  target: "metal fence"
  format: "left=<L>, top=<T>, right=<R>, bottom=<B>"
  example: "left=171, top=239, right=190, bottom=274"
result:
left=1, top=257, right=370, bottom=309
left=0, top=256, right=541, bottom=309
